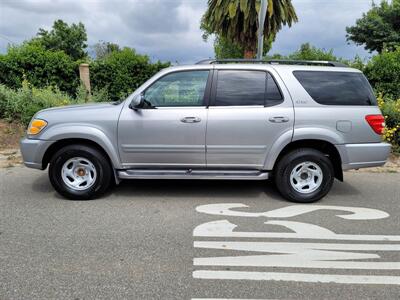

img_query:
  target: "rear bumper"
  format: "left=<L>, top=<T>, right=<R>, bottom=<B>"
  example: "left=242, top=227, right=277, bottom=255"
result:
left=20, top=138, right=54, bottom=170
left=336, top=142, right=391, bottom=170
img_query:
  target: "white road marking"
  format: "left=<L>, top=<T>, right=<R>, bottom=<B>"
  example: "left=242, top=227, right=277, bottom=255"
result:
left=196, top=204, right=389, bottom=220
left=193, top=204, right=400, bottom=287
left=195, top=241, right=400, bottom=251
left=193, top=270, right=400, bottom=285
left=192, top=299, right=276, bottom=300
left=194, top=241, right=400, bottom=269
left=193, top=220, right=400, bottom=241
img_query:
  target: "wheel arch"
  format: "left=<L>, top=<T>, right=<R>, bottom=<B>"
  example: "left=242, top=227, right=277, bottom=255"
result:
left=42, top=138, right=121, bottom=184
left=43, top=138, right=112, bottom=167
left=270, top=139, right=343, bottom=181
left=39, top=124, right=122, bottom=169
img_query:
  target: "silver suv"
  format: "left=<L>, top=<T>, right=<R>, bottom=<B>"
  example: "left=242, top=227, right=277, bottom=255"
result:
left=20, top=59, right=391, bottom=203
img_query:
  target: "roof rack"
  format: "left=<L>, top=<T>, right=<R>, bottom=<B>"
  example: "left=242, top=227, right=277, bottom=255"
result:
left=195, top=59, right=348, bottom=67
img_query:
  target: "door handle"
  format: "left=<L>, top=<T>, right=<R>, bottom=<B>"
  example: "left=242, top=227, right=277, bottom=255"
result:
left=181, top=117, right=201, bottom=123
left=269, top=116, right=289, bottom=123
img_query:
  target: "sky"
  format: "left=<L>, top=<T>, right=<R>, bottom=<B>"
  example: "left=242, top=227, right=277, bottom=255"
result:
left=0, top=0, right=375, bottom=64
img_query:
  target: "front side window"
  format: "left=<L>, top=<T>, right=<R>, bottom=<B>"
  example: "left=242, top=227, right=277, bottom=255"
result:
left=293, top=71, right=377, bottom=106
left=144, top=70, right=209, bottom=107
left=215, top=70, right=266, bottom=106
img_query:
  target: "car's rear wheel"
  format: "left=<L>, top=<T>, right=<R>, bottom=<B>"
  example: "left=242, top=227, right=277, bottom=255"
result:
left=49, top=144, right=112, bottom=200
left=274, top=148, right=334, bottom=203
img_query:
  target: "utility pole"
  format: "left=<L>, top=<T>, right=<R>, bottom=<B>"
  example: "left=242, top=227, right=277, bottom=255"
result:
left=257, top=0, right=268, bottom=60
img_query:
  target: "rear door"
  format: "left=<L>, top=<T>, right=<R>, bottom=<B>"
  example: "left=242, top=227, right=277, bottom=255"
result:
left=206, top=67, right=294, bottom=169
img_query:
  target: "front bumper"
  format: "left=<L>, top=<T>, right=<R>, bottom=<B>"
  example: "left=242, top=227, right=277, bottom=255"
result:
left=20, top=138, right=54, bottom=170
left=336, top=142, right=392, bottom=171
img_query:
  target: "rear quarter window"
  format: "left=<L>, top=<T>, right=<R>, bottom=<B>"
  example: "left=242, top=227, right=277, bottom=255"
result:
left=293, top=71, right=377, bottom=106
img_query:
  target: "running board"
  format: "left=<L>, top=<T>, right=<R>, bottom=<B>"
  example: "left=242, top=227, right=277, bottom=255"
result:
left=117, top=169, right=269, bottom=180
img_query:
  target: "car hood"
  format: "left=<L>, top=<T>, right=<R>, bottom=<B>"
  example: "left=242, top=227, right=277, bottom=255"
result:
left=34, top=101, right=125, bottom=125
left=38, top=102, right=119, bottom=113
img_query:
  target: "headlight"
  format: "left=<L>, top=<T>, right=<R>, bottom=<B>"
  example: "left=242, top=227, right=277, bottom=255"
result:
left=27, top=119, right=48, bottom=135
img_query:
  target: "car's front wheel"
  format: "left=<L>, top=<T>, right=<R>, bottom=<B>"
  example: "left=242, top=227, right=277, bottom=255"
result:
left=274, top=148, right=334, bottom=203
left=49, top=144, right=112, bottom=200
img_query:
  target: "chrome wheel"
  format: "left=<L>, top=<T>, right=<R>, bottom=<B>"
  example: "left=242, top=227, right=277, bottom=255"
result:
left=61, top=157, right=97, bottom=191
left=289, top=161, right=323, bottom=194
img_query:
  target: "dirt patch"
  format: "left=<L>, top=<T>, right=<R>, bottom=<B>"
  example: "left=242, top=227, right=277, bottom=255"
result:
left=0, top=120, right=25, bottom=168
left=0, top=149, right=23, bottom=168
left=0, top=120, right=25, bottom=150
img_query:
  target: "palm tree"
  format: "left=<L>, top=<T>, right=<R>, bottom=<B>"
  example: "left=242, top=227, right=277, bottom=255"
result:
left=202, top=0, right=298, bottom=58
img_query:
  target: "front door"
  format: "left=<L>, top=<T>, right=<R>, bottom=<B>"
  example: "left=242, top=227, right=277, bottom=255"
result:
left=118, top=70, right=211, bottom=168
left=206, top=68, right=294, bottom=169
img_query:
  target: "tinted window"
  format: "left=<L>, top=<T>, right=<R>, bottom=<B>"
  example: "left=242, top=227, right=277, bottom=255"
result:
left=293, top=71, right=377, bottom=106
left=215, top=70, right=266, bottom=106
left=144, top=71, right=209, bottom=107
left=266, top=73, right=283, bottom=104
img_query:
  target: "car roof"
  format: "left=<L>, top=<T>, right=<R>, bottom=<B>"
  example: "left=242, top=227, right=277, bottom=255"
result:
left=165, top=63, right=361, bottom=74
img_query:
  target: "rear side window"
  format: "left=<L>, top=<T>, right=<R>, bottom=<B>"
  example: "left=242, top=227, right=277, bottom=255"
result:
left=215, top=70, right=266, bottom=106
left=214, top=70, right=283, bottom=106
left=293, top=71, right=377, bottom=106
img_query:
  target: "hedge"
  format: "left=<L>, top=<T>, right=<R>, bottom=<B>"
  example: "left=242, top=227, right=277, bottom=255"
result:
left=0, top=42, right=79, bottom=95
left=90, top=48, right=170, bottom=101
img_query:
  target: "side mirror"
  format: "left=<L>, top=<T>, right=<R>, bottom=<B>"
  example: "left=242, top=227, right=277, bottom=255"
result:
left=129, top=93, right=144, bottom=109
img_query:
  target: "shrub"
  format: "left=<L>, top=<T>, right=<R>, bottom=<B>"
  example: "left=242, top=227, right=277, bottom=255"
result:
left=0, top=81, right=84, bottom=125
left=0, top=81, right=112, bottom=126
left=0, top=42, right=79, bottom=95
left=90, top=87, right=111, bottom=103
left=74, top=84, right=111, bottom=103
left=364, top=47, right=400, bottom=99
left=378, top=94, right=400, bottom=152
left=90, top=47, right=170, bottom=101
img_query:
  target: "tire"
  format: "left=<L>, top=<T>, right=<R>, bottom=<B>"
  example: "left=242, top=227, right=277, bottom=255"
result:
left=49, top=144, right=112, bottom=200
left=274, top=148, right=334, bottom=203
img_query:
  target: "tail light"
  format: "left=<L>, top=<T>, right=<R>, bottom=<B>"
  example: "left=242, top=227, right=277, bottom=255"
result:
left=365, top=115, right=385, bottom=135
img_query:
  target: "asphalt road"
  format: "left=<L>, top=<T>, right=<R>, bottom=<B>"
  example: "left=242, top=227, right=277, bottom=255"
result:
left=0, top=166, right=399, bottom=300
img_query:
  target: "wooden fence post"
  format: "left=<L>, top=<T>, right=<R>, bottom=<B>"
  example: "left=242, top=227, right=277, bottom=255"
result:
left=79, top=63, right=91, bottom=102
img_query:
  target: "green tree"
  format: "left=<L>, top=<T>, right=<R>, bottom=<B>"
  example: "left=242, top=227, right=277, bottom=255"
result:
left=346, top=0, right=400, bottom=53
left=202, top=23, right=275, bottom=59
left=364, top=47, right=400, bottom=98
left=213, top=36, right=244, bottom=59
left=202, top=0, right=297, bottom=58
left=93, top=41, right=121, bottom=60
left=267, top=43, right=340, bottom=60
left=287, top=43, right=337, bottom=61
left=33, top=19, right=88, bottom=60
left=266, top=43, right=367, bottom=70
